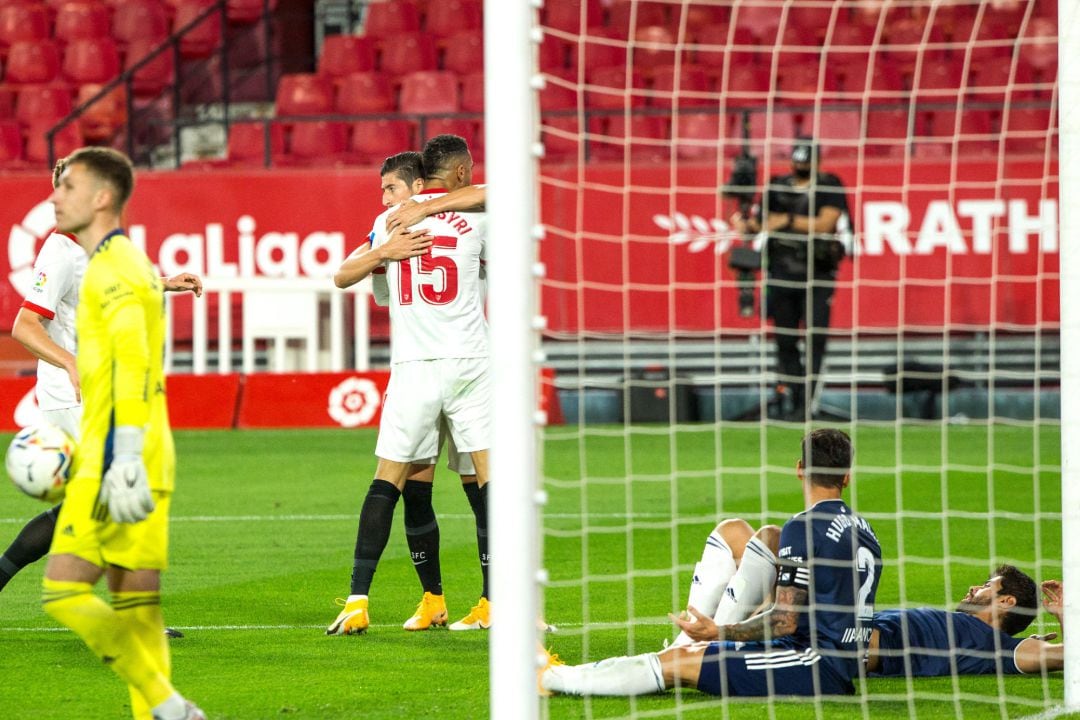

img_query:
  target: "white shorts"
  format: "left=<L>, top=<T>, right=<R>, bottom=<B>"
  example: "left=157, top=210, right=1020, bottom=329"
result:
left=43, top=406, right=82, bottom=441
left=413, top=415, right=476, bottom=476
left=376, top=357, right=491, bottom=464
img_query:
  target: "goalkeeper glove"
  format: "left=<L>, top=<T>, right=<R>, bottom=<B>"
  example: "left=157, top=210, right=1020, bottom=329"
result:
left=101, top=426, right=155, bottom=523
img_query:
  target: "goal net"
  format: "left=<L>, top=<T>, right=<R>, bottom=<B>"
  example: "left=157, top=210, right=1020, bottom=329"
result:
left=523, top=0, right=1069, bottom=716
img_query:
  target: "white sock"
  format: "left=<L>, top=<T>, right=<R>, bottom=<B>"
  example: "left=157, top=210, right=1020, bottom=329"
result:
left=151, top=693, right=186, bottom=720
left=714, top=536, right=777, bottom=625
left=672, top=530, right=737, bottom=645
left=542, top=653, right=665, bottom=696
left=346, top=594, right=367, bottom=605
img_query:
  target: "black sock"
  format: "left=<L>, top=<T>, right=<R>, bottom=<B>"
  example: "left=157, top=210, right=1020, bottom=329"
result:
left=402, top=480, right=442, bottom=595
left=0, top=505, right=61, bottom=592
left=350, top=480, right=401, bottom=596
left=463, top=482, right=489, bottom=600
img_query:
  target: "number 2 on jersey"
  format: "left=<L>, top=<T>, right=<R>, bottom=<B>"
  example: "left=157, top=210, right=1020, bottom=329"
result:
left=397, top=236, right=459, bottom=305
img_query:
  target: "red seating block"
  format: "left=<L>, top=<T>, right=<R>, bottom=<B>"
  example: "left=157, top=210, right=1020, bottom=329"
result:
left=335, top=71, right=393, bottom=114
left=75, top=83, right=126, bottom=142
left=5, top=40, right=61, bottom=84
left=606, top=0, right=668, bottom=39
left=424, top=0, right=480, bottom=38
left=378, top=33, right=437, bottom=76
left=26, top=120, right=81, bottom=165
left=288, top=120, right=349, bottom=164
left=460, top=70, right=483, bottom=112
left=350, top=118, right=416, bottom=163
left=275, top=73, right=334, bottom=116
left=399, top=70, right=460, bottom=114
left=174, top=0, right=222, bottom=58
left=318, top=35, right=377, bottom=80
left=542, top=0, right=601, bottom=33
left=16, top=84, right=73, bottom=126
left=364, top=0, right=420, bottom=38
left=227, top=120, right=284, bottom=164
left=227, top=0, right=276, bottom=23
left=126, top=39, right=176, bottom=96
left=649, top=63, right=710, bottom=108
left=113, top=0, right=170, bottom=45
left=441, top=29, right=482, bottom=76
left=585, top=66, right=646, bottom=109
left=55, top=2, right=111, bottom=43
left=62, top=38, right=121, bottom=84
left=0, top=3, right=48, bottom=50
left=864, top=108, right=918, bottom=157
left=1002, top=107, right=1054, bottom=154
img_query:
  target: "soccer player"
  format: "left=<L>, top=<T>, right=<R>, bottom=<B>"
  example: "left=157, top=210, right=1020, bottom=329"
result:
left=0, top=158, right=200, bottom=596
left=541, top=428, right=883, bottom=698
left=335, top=150, right=484, bottom=632
left=673, top=526, right=1065, bottom=675
left=41, top=148, right=205, bottom=720
left=327, top=134, right=491, bottom=636
left=385, top=183, right=486, bottom=231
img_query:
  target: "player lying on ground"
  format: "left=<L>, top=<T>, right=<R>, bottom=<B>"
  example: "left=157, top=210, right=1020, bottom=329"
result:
left=541, top=428, right=884, bottom=697
left=670, top=521, right=1065, bottom=676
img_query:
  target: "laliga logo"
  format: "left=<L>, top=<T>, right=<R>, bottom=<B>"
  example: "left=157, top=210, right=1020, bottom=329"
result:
left=652, top=213, right=743, bottom=254
left=8, top=200, right=56, bottom=297
left=327, top=377, right=381, bottom=428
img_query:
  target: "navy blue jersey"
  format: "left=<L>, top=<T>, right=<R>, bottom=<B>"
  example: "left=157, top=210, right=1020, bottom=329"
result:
left=871, top=608, right=1025, bottom=677
left=776, top=499, right=883, bottom=682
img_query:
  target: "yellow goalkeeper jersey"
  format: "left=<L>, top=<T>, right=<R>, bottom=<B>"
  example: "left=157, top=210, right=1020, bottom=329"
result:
left=73, top=229, right=174, bottom=493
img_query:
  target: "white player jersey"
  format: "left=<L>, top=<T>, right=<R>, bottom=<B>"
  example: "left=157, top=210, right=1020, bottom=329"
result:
left=21, top=232, right=86, bottom=410
left=371, top=190, right=488, bottom=364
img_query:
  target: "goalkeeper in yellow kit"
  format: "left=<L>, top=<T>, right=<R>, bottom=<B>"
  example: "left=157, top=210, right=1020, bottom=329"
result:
left=40, top=147, right=205, bottom=720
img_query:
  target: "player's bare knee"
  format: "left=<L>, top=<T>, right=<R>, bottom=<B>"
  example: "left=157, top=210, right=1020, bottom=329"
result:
left=754, top=524, right=782, bottom=556
left=658, top=645, right=705, bottom=688
left=715, top=518, right=754, bottom=560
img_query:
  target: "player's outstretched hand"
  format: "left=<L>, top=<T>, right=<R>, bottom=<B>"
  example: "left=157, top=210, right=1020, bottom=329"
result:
left=102, top=457, right=155, bottom=523
left=1041, top=580, right=1063, bottom=617
left=669, top=604, right=721, bottom=643
left=164, top=272, right=204, bottom=297
left=387, top=199, right=428, bottom=230
left=383, top=226, right=432, bottom=261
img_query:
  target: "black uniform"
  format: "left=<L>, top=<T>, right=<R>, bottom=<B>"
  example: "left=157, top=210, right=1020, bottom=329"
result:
left=762, top=171, right=850, bottom=418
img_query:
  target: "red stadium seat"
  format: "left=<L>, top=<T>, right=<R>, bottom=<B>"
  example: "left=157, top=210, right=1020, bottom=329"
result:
left=74, top=83, right=126, bottom=142
left=585, top=66, right=646, bottom=109
left=15, top=84, right=73, bottom=126
left=744, top=109, right=798, bottom=157
left=606, top=0, right=668, bottom=39
left=910, top=58, right=967, bottom=102
left=174, top=0, right=222, bottom=58
left=649, top=63, right=710, bottom=108
left=350, top=118, right=416, bottom=163
left=318, top=35, right=377, bottom=80
left=378, top=33, right=437, bottom=76
left=539, top=70, right=576, bottom=111
left=542, top=0, right=602, bottom=33
left=1018, top=17, right=1058, bottom=73
left=0, top=86, right=14, bottom=120
left=1002, top=107, right=1054, bottom=154
left=364, top=0, right=420, bottom=38
left=570, top=27, right=627, bottom=72
left=25, top=120, right=81, bottom=165
left=441, top=29, right=483, bottom=76
left=399, top=70, right=460, bottom=114
left=717, top=65, right=769, bottom=103
left=831, top=54, right=906, bottom=102
left=693, top=22, right=758, bottom=71
left=540, top=115, right=580, bottom=161
left=275, top=73, right=334, bottom=116
left=0, top=3, right=48, bottom=50
left=0, top=119, right=24, bottom=165
left=864, top=108, right=917, bottom=157
left=730, top=1, right=781, bottom=45
left=915, top=108, right=996, bottom=156
left=539, top=33, right=570, bottom=71
left=424, top=0, right=480, bottom=38
left=420, top=117, right=476, bottom=147
left=803, top=110, right=862, bottom=158
left=287, top=120, right=349, bottom=164
left=5, top=40, right=62, bottom=84
left=126, top=39, right=176, bottom=96
left=55, top=2, right=111, bottom=43
left=227, top=120, right=284, bottom=164
left=775, top=56, right=839, bottom=104
left=674, top=112, right=726, bottom=160
left=334, top=71, right=393, bottom=114
left=784, top=4, right=839, bottom=45
left=62, top=38, right=121, bottom=84
left=589, top=114, right=668, bottom=161
left=460, top=70, right=483, bottom=112
left=632, top=25, right=676, bottom=67
left=113, top=0, right=170, bottom=45
left=965, top=61, right=1036, bottom=103
left=227, top=0, right=276, bottom=23
left=685, top=2, right=730, bottom=27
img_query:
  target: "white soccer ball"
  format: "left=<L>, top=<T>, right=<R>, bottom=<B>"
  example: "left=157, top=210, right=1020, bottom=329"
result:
left=5, top=423, right=75, bottom=503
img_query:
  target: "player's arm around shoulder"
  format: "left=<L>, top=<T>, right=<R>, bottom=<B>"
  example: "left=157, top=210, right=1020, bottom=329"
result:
left=334, top=224, right=433, bottom=289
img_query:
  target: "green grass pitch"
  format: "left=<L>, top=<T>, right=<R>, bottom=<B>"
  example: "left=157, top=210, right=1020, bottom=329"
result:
left=0, top=424, right=1068, bottom=719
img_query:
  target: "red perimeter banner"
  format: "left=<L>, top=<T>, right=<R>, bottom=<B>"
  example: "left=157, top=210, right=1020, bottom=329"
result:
left=0, top=159, right=1058, bottom=337
left=0, top=372, right=390, bottom=431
